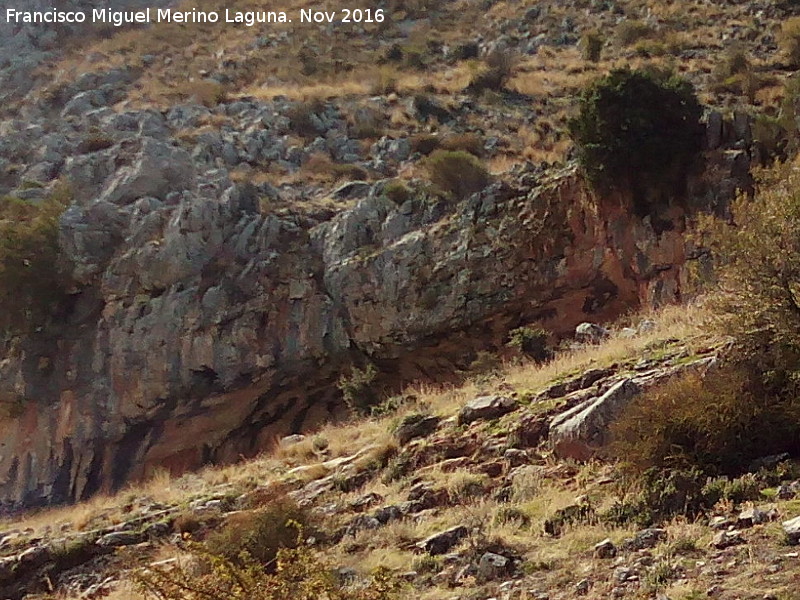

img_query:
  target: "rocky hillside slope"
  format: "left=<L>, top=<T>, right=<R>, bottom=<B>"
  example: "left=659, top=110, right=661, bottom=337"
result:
left=0, top=0, right=173, bottom=103
left=0, top=0, right=792, bottom=512
left=1, top=307, right=800, bottom=600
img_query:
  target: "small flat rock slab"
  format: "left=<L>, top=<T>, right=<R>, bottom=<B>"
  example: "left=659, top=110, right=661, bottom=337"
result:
left=477, top=551, right=510, bottom=580
left=395, top=415, right=441, bottom=445
left=593, top=538, right=617, bottom=559
left=96, top=531, right=143, bottom=548
left=458, top=395, right=518, bottom=425
left=417, top=525, right=469, bottom=555
left=711, top=530, right=746, bottom=549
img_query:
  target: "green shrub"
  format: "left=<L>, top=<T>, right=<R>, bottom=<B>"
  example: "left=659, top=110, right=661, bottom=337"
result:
left=205, top=496, right=310, bottom=569
left=581, top=31, right=604, bottom=62
left=425, top=150, right=490, bottom=201
left=409, top=133, right=441, bottom=155
left=544, top=502, right=597, bottom=536
left=667, top=536, right=700, bottom=557
left=627, top=467, right=708, bottom=523
left=752, top=113, right=789, bottom=164
left=701, top=473, right=762, bottom=506
left=568, top=68, right=704, bottom=214
left=311, top=434, right=329, bottom=454
left=701, top=162, right=800, bottom=390
left=338, top=364, right=380, bottom=415
left=715, top=43, right=751, bottom=80
left=410, top=554, right=442, bottom=575
left=712, top=44, right=765, bottom=102
left=607, top=468, right=771, bottom=527
left=0, top=193, right=71, bottom=335
left=403, top=47, right=427, bottom=70
left=468, top=350, right=502, bottom=375
left=506, top=326, right=551, bottom=363
left=297, top=45, right=320, bottom=76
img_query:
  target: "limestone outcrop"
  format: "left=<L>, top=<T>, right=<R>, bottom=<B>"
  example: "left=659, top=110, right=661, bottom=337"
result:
left=0, top=88, right=751, bottom=512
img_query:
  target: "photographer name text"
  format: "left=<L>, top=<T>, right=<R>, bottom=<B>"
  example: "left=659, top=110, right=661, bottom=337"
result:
left=5, top=7, right=386, bottom=27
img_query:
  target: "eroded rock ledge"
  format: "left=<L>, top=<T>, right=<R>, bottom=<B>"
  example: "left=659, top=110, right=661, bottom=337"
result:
left=0, top=97, right=746, bottom=512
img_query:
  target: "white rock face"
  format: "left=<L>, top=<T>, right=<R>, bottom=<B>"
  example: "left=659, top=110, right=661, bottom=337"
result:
left=549, top=379, right=642, bottom=461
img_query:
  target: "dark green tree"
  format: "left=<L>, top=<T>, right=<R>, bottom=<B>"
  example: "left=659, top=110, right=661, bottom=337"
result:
left=569, top=68, right=705, bottom=214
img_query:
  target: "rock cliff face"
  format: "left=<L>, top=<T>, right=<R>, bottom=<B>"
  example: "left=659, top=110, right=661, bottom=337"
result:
left=0, top=167, right=703, bottom=510
left=0, top=77, right=748, bottom=511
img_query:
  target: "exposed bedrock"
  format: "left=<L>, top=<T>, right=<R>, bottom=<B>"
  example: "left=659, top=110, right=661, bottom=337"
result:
left=0, top=136, right=723, bottom=510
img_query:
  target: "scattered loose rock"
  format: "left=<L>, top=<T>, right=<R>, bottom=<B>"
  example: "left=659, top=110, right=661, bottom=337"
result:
left=575, top=322, right=609, bottom=343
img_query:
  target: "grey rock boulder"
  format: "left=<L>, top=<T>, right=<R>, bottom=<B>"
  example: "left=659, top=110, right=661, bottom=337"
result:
left=458, top=395, right=518, bottom=425
left=707, top=110, right=723, bottom=150
left=394, top=414, right=440, bottom=445
left=417, top=526, right=468, bottom=555
left=777, top=481, right=800, bottom=500
left=96, top=531, right=144, bottom=548
left=623, top=527, right=667, bottom=551
left=476, top=552, right=510, bottom=581
left=711, top=530, right=746, bottom=549
left=550, top=379, right=641, bottom=461
left=332, top=181, right=372, bottom=200
left=98, top=138, right=196, bottom=205
left=784, top=515, right=800, bottom=545
left=593, top=538, right=616, bottom=558
left=59, top=201, right=128, bottom=285
left=575, top=322, right=609, bottom=343
left=737, top=507, right=775, bottom=528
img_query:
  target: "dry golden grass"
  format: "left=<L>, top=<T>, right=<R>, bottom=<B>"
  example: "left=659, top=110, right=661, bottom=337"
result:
left=523, top=139, right=572, bottom=164
left=0, top=298, right=713, bottom=546
left=394, top=300, right=713, bottom=422
left=504, top=300, right=712, bottom=395
left=0, top=467, right=190, bottom=536
left=487, top=154, right=521, bottom=174
left=248, top=80, right=373, bottom=102
left=0, top=493, right=118, bottom=536
left=102, top=583, right=141, bottom=600
left=5, top=297, right=769, bottom=600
